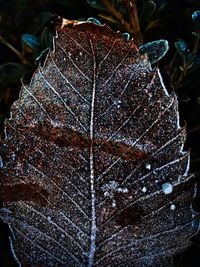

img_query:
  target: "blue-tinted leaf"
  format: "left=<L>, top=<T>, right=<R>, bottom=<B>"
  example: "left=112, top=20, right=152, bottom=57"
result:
left=192, top=10, right=200, bottom=31
left=139, top=39, right=169, bottom=64
left=175, top=39, right=189, bottom=57
left=21, top=34, right=41, bottom=50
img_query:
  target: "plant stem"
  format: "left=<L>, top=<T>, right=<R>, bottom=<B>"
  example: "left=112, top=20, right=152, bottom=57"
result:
left=0, top=35, right=34, bottom=68
left=0, top=35, right=22, bottom=59
left=102, top=0, right=143, bottom=46
left=103, top=0, right=131, bottom=30
left=125, top=0, right=143, bottom=45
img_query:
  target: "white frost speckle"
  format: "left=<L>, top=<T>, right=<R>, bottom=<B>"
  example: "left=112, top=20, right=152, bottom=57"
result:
left=104, top=191, right=109, bottom=197
left=117, top=187, right=128, bottom=193
left=101, top=180, right=128, bottom=209
left=47, top=216, right=51, bottom=221
left=79, top=52, right=83, bottom=56
left=101, top=181, right=119, bottom=193
left=141, top=186, right=147, bottom=193
left=112, top=199, right=116, bottom=208
left=170, top=204, right=176, bottom=210
left=11, top=153, right=16, bottom=161
left=101, top=181, right=128, bottom=195
left=162, top=182, right=173, bottom=194
left=145, top=163, right=151, bottom=170
left=63, top=57, right=66, bottom=61
left=0, top=156, right=3, bottom=168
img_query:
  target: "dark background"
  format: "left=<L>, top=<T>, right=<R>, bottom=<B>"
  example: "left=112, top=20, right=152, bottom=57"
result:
left=0, top=0, right=200, bottom=266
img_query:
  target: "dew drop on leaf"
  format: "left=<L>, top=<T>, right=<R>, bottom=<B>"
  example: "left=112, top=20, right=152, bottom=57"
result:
left=170, top=204, right=176, bottom=210
left=162, top=182, right=173, bottom=195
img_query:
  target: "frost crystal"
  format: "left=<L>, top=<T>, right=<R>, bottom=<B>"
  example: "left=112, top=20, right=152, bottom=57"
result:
left=141, top=186, right=147, bottom=193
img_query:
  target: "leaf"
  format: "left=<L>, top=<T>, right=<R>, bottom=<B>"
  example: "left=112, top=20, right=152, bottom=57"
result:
left=0, top=21, right=198, bottom=267
left=21, top=34, right=41, bottom=50
left=192, top=10, right=200, bottom=32
left=175, top=39, right=189, bottom=58
left=139, top=39, right=169, bottom=64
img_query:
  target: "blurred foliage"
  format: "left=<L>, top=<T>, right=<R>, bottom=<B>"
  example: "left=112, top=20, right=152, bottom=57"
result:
left=0, top=0, right=200, bottom=266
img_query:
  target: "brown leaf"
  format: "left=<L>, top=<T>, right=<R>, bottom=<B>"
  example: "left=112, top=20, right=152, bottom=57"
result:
left=0, top=21, right=198, bottom=267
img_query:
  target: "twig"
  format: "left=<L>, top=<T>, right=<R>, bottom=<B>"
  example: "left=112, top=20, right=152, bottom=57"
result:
left=124, top=0, right=143, bottom=45
left=102, top=0, right=143, bottom=46
left=0, top=35, right=22, bottom=59
left=0, top=35, right=34, bottom=68
left=102, top=0, right=131, bottom=30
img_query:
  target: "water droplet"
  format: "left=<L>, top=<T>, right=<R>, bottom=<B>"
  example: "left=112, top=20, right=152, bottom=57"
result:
left=141, top=186, right=147, bottom=193
left=63, top=57, right=66, bottom=61
left=162, top=182, right=173, bottom=194
left=0, top=156, right=4, bottom=168
left=79, top=52, right=83, bottom=56
left=145, top=163, right=151, bottom=170
left=170, top=204, right=176, bottom=210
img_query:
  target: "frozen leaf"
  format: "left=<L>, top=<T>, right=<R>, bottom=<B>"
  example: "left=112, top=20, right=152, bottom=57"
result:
left=175, top=39, right=189, bottom=57
left=0, top=21, right=198, bottom=267
left=192, top=10, right=200, bottom=32
left=139, top=39, right=169, bottom=64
